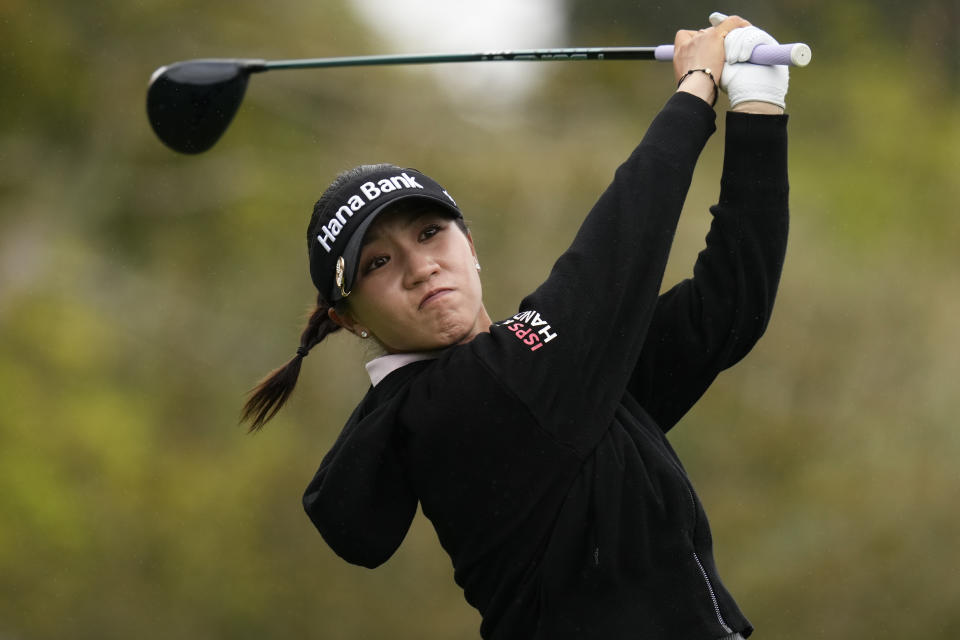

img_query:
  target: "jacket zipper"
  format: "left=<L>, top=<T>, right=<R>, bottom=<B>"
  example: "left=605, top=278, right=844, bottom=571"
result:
left=649, top=427, right=735, bottom=635
left=693, top=549, right=732, bottom=634
left=681, top=480, right=732, bottom=635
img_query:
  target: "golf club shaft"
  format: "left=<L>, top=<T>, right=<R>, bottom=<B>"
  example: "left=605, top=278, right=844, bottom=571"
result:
left=260, top=43, right=811, bottom=71
left=263, top=48, right=654, bottom=70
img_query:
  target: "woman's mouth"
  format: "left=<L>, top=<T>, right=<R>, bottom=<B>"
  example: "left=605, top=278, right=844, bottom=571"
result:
left=419, top=288, right=453, bottom=309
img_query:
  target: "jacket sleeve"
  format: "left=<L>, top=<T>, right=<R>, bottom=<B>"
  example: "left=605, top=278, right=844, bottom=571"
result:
left=302, top=389, right=418, bottom=568
left=474, top=92, right=717, bottom=455
left=627, top=110, right=790, bottom=431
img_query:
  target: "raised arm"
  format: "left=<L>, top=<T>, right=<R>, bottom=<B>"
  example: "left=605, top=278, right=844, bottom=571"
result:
left=628, top=109, right=789, bottom=431
left=626, top=18, right=793, bottom=430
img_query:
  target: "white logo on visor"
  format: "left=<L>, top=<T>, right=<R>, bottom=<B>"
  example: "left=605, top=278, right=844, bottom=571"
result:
left=316, top=172, right=426, bottom=253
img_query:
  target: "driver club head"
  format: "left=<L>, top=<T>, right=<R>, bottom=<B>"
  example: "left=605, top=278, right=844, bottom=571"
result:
left=146, top=59, right=265, bottom=154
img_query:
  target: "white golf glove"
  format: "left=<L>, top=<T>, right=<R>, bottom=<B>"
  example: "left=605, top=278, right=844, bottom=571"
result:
left=720, top=26, right=789, bottom=108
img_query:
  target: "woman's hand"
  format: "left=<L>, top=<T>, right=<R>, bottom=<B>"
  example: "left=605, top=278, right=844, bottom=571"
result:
left=673, top=15, right=751, bottom=107
left=721, top=26, right=789, bottom=114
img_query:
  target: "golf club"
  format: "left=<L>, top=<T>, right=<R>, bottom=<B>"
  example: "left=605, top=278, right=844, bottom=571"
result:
left=147, top=41, right=811, bottom=154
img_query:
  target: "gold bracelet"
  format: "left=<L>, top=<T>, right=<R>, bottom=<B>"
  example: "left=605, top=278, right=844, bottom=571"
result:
left=677, top=68, right=718, bottom=107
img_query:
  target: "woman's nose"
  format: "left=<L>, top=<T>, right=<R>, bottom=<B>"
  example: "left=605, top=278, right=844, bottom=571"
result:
left=403, top=251, right=438, bottom=287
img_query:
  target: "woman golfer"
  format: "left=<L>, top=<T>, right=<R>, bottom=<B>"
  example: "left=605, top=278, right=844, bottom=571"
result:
left=244, top=14, right=790, bottom=640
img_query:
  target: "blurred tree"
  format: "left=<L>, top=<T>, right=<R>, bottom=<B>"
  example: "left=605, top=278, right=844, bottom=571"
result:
left=1, top=0, right=959, bottom=638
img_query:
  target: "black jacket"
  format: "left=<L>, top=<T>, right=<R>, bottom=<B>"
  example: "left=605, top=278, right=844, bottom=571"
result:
left=304, top=92, right=789, bottom=639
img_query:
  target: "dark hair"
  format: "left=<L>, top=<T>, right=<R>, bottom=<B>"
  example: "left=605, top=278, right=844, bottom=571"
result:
left=240, top=292, right=345, bottom=432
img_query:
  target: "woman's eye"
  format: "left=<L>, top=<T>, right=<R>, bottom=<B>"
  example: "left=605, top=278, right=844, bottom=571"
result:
left=366, top=255, right=389, bottom=272
left=420, top=224, right=443, bottom=241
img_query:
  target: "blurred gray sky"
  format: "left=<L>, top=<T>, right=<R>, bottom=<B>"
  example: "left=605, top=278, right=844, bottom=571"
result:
left=350, top=0, right=568, bottom=107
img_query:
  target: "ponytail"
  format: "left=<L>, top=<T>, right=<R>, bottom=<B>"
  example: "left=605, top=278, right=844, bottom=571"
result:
left=241, top=294, right=343, bottom=432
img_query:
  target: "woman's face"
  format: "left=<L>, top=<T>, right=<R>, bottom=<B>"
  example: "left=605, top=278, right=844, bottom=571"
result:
left=333, top=207, right=491, bottom=353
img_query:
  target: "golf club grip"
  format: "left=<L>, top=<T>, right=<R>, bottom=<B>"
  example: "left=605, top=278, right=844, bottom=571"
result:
left=654, top=43, right=811, bottom=67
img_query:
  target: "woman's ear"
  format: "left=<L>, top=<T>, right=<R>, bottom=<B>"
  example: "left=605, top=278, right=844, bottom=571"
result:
left=328, top=306, right=372, bottom=340
left=465, top=229, right=478, bottom=259
left=328, top=306, right=356, bottom=332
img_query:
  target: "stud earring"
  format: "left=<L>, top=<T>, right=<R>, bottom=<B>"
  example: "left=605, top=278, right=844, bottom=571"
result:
left=359, top=330, right=369, bottom=339
left=475, top=262, right=482, bottom=272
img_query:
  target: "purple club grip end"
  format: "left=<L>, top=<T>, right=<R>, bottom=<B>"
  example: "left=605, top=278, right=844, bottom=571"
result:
left=750, top=43, right=811, bottom=66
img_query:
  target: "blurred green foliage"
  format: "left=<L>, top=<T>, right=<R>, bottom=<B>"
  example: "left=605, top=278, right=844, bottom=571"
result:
left=1, top=0, right=958, bottom=638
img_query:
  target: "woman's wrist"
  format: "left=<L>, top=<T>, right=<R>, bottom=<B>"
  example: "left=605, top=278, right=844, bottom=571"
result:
left=732, top=100, right=785, bottom=115
left=676, top=71, right=718, bottom=107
